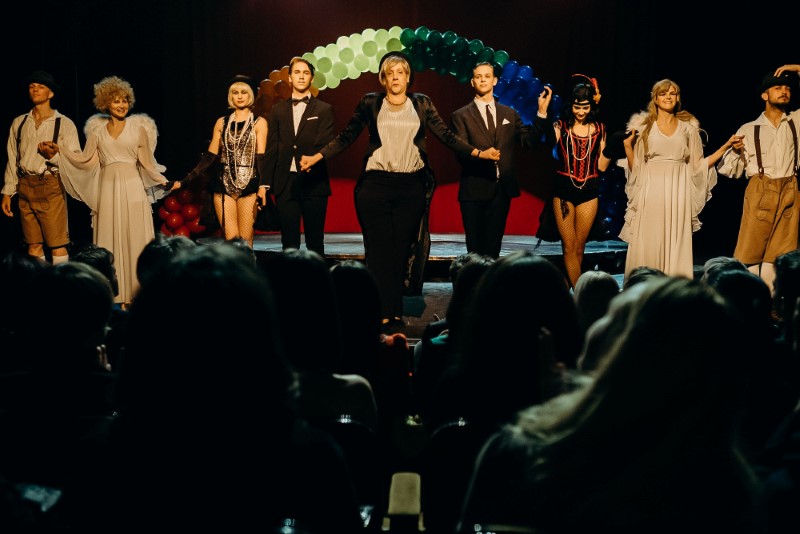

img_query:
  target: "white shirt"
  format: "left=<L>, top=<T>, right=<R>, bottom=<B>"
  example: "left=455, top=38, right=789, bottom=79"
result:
left=717, top=108, right=800, bottom=179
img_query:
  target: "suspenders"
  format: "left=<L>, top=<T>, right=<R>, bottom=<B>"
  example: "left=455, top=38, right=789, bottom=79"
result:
left=16, top=115, right=61, bottom=178
left=753, top=118, right=797, bottom=176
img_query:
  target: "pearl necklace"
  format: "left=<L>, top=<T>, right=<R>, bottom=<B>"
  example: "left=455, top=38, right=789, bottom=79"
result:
left=566, top=126, right=593, bottom=190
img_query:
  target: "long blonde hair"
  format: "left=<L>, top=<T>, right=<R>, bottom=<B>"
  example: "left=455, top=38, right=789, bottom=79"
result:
left=639, top=79, right=698, bottom=157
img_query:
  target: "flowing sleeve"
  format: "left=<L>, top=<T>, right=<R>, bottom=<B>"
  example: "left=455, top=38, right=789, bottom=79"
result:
left=689, top=124, right=717, bottom=232
left=618, top=112, right=648, bottom=243
left=129, top=114, right=170, bottom=203
left=58, top=115, right=105, bottom=213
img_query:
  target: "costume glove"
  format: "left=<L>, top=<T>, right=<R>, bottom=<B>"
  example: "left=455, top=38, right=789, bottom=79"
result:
left=602, top=131, right=627, bottom=161
left=181, top=151, right=218, bottom=187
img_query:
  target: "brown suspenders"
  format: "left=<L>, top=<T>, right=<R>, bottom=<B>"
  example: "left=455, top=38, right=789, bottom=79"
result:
left=753, top=118, right=798, bottom=176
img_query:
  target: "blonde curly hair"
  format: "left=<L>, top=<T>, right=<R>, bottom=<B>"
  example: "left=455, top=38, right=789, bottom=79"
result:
left=93, top=75, right=135, bottom=112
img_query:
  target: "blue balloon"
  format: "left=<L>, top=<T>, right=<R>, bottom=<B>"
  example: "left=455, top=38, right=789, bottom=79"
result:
left=517, top=65, right=534, bottom=81
left=527, top=77, right=544, bottom=99
left=550, top=94, right=564, bottom=118
left=507, top=76, right=527, bottom=100
left=500, top=60, right=519, bottom=81
left=494, top=77, right=509, bottom=97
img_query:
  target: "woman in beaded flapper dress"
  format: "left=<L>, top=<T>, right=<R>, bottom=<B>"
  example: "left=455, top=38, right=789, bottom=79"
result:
left=540, top=75, right=610, bottom=289
left=182, top=75, right=267, bottom=247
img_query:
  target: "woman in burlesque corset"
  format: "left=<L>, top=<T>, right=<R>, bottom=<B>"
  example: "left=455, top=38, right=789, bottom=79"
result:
left=182, top=75, right=268, bottom=247
left=539, top=74, right=610, bottom=289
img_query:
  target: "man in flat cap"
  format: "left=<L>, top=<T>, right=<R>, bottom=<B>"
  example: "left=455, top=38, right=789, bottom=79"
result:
left=717, top=64, right=800, bottom=292
left=2, top=70, right=81, bottom=264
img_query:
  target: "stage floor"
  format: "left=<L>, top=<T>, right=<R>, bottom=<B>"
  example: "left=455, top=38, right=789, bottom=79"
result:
left=200, top=232, right=629, bottom=278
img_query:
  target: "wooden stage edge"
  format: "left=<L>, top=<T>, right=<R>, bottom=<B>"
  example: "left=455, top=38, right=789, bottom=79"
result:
left=198, top=232, right=629, bottom=280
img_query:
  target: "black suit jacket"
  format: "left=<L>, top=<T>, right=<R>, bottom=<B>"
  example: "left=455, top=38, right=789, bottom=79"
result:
left=451, top=101, right=548, bottom=201
left=261, top=97, right=335, bottom=197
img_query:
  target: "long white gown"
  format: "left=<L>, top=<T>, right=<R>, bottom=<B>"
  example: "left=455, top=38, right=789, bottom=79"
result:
left=60, top=114, right=169, bottom=304
left=619, top=113, right=717, bottom=279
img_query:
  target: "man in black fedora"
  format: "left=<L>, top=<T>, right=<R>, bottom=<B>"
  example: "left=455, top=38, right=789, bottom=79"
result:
left=2, top=70, right=81, bottom=263
left=717, top=64, right=800, bottom=292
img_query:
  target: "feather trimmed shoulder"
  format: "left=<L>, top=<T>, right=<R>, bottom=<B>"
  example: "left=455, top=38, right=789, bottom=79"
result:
left=625, top=111, right=649, bottom=132
left=128, top=113, right=160, bottom=150
left=84, top=113, right=110, bottom=138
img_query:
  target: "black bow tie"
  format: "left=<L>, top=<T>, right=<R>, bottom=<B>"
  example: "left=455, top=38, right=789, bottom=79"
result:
left=291, top=96, right=310, bottom=106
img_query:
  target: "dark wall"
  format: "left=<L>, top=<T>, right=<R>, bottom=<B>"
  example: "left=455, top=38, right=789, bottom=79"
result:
left=1, top=0, right=796, bottom=257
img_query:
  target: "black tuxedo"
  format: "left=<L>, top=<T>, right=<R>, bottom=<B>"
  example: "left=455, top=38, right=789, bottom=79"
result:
left=262, top=97, right=334, bottom=255
left=451, top=101, right=548, bottom=257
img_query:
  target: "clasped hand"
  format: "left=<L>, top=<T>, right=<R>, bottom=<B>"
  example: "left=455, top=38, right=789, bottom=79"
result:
left=481, top=147, right=501, bottom=161
left=38, top=141, right=58, bottom=159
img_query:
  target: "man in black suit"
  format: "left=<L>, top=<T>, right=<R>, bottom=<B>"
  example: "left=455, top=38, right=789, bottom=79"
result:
left=258, top=57, right=334, bottom=256
left=451, top=62, right=551, bottom=258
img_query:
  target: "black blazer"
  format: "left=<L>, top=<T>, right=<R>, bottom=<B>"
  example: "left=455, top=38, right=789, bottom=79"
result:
left=261, top=97, right=335, bottom=197
left=319, top=92, right=476, bottom=188
left=451, top=101, right=549, bottom=201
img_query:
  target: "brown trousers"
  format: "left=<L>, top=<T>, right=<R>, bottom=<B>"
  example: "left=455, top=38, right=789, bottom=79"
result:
left=734, top=173, right=798, bottom=264
left=17, top=172, right=70, bottom=249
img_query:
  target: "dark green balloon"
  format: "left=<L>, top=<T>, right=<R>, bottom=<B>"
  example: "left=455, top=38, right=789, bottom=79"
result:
left=452, top=36, right=469, bottom=55
left=442, top=31, right=458, bottom=46
left=476, top=46, right=495, bottom=64
left=415, top=26, right=430, bottom=41
left=400, top=28, right=417, bottom=47
left=427, top=30, right=443, bottom=49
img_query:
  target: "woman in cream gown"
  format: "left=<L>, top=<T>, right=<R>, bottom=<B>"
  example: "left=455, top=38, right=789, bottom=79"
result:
left=57, top=76, right=176, bottom=305
left=619, top=79, right=737, bottom=280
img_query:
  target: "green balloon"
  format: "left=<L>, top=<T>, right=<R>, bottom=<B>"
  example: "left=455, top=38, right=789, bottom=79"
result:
left=331, top=61, right=348, bottom=79
left=353, top=53, right=370, bottom=71
left=349, top=33, right=364, bottom=50
left=312, top=72, right=326, bottom=89
left=400, top=27, right=417, bottom=47
left=325, top=43, right=339, bottom=59
left=427, top=30, right=443, bottom=49
left=452, top=36, right=469, bottom=55
left=347, top=64, right=360, bottom=79
left=388, top=26, right=403, bottom=39
left=375, top=29, right=390, bottom=47
left=339, top=47, right=355, bottom=63
left=362, top=28, right=376, bottom=40
left=362, top=40, right=378, bottom=57
left=494, top=49, right=510, bottom=66
left=336, top=35, right=350, bottom=49
left=302, top=52, right=317, bottom=67
left=476, top=46, right=495, bottom=64
left=468, top=38, right=484, bottom=54
left=415, top=26, right=430, bottom=41
left=317, top=57, right=333, bottom=73
left=443, top=31, right=457, bottom=46
left=385, top=37, right=402, bottom=52
left=326, top=75, right=341, bottom=89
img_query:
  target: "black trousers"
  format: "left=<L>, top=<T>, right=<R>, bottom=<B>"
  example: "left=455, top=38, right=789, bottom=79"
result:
left=355, top=170, right=426, bottom=320
left=275, top=172, right=329, bottom=257
left=460, top=186, right=511, bottom=259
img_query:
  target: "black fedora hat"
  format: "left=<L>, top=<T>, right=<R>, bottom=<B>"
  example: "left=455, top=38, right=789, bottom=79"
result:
left=760, top=71, right=797, bottom=93
left=25, top=70, right=60, bottom=94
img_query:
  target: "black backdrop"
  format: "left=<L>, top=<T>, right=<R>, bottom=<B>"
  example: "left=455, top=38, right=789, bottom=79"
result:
left=1, top=0, right=796, bottom=259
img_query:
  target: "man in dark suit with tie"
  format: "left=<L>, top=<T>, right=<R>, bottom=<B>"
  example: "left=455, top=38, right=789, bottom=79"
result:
left=258, top=57, right=334, bottom=256
left=451, top=62, right=551, bottom=258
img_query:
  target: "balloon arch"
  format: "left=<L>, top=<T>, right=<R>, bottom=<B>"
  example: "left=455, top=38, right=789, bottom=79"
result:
left=160, top=26, right=625, bottom=241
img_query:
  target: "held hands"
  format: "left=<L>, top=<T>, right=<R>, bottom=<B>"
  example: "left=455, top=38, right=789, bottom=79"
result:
left=727, top=134, right=745, bottom=153
left=479, top=147, right=501, bottom=161
left=622, top=130, right=638, bottom=149
left=256, top=187, right=269, bottom=209
left=38, top=141, right=59, bottom=159
left=299, top=153, right=323, bottom=172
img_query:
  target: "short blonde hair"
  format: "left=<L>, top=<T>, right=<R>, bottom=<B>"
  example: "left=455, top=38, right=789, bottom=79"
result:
left=227, top=81, right=255, bottom=109
left=93, top=76, right=135, bottom=112
left=378, top=55, right=412, bottom=88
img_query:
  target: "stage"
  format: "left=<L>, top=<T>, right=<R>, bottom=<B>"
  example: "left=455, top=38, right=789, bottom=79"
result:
left=200, top=232, right=629, bottom=281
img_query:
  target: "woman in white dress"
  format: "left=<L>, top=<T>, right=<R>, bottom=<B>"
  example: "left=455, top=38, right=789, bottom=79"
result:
left=55, top=76, right=178, bottom=305
left=619, top=79, right=737, bottom=280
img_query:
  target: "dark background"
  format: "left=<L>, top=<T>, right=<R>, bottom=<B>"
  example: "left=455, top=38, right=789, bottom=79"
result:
left=1, top=0, right=796, bottom=260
